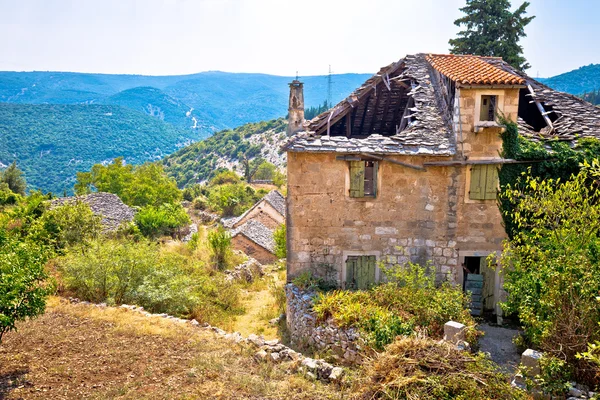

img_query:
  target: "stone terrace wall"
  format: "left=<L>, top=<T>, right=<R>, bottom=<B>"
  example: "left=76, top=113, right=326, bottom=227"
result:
left=285, top=283, right=364, bottom=365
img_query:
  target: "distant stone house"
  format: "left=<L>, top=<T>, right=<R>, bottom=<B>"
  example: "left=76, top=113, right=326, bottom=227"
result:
left=224, top=190, right=285, bottom=264
left=51, top=192, right=135, bottom=231
left=231, top=220, right=277, bottom=264
left=284, top=53, right=600, bottom=316
left=224, top=190, right=285, bottom=230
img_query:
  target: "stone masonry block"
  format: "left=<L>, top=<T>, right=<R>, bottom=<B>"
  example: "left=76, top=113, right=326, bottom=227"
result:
left=375, top=227, right=398, bottom=235
left=443, top=321, right=466, bottom=344
left=521, top=349, right=542, bottom=376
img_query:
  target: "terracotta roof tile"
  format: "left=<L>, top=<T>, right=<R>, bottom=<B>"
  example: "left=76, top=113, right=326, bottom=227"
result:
left=426, top=54, right=525, bottom=85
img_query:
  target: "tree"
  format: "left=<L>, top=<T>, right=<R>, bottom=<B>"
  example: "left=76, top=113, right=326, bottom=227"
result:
left=1, top=161, right=27, bottom=196
left=207, top=226, right=232, bottom=270
left=449, top=0, right=535, bottom=71
left=273, top=224, right=286, bottom=259
left=240, top=156, right=265, bottom=183
left=0, top=230, right=55, bottom=342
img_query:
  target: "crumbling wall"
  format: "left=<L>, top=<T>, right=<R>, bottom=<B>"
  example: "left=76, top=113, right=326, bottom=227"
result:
left=285, top=284, right=364, bottom=365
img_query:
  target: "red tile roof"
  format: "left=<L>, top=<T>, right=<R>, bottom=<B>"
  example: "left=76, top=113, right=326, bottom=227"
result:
left=426, top=54, right=525, bottom=85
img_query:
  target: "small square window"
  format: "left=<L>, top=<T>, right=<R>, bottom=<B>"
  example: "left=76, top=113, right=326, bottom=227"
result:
left=349, top=160, right=378, bottom=198
left=480, top=95, right=497, bottom=122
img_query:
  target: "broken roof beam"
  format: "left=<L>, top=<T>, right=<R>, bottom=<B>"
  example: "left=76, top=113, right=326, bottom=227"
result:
left=335, top=154, right=426, bottom=171
left=527, top=84, right=554, bottom=132
left=423, top=158, right=547, bottom=167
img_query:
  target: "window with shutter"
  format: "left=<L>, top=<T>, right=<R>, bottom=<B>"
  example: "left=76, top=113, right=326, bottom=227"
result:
left=469, top=164, right=498, bottom=200
left=480, top=95, right=498, bottom=122
left=349, top=160, right=378, bottom=198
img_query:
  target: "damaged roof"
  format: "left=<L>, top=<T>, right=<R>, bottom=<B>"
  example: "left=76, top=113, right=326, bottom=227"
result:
left=222, top=190, right=285, bottom=229
left=284, top=54, right=455, bottom=156
left=231, top=220, right=276, bottom=253
left=284, top=53, right=600, bottom=154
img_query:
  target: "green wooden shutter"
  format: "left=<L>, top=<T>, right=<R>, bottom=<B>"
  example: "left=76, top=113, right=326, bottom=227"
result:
left=349, top=161, right=365, bottom=198
left=469, top=165, right=485, bottom=200
left=372, top=162, right=378, bottom=197
left=484, top=165, right=499, bottom=200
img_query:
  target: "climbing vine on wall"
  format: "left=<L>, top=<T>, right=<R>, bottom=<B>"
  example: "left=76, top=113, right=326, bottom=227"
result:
left=498, top=117, right=600, bottom=238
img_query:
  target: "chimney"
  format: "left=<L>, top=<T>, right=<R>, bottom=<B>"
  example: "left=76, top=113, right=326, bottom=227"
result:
left=287, top=79, right=304, bottom=136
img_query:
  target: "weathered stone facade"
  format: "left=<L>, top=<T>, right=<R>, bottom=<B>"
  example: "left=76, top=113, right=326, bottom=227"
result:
left=285, top=284, right=365, bottom=365
left=286, top=84, right=520, bottom=312
left=231, top=234, right=277, bottom=265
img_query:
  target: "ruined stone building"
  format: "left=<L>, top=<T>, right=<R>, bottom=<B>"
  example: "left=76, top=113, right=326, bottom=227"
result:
left=284, top=53, right=600, bottom=315
left=225, top=190, right=286, bottom=264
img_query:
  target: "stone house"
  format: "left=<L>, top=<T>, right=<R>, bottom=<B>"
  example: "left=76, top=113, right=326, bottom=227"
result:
left=224, top=190, right=285, bottom=230
left=224, top=190, right=285, bottom=264
left=231, top=220, right=277, bottom=264
left=284, top=53, right=600, bottom=315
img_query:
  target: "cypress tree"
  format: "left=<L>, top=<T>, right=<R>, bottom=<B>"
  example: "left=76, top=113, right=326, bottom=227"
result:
left=449, top=0, right=535, bottom=71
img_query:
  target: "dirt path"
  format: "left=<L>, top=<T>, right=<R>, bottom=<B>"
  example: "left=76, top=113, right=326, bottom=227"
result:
left=232, top=268, right=284, bottom=339
left=478, top=323, right=522, bottom=373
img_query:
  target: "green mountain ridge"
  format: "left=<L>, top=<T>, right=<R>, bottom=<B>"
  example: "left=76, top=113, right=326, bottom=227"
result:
left=538, top=63, right=600, bottom=96
left=0, top=103, right=201, bottom=194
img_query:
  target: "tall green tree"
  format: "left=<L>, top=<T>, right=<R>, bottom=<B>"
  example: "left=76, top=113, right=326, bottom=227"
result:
left=1, top=161, right=27, bottom=196
left=449, top=0, right=535, bottom=71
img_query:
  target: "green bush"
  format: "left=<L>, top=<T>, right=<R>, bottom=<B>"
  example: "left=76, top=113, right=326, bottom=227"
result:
left=500, top=161, right=600, bottom=383
left=1, top=161, right=27, bottom=196
left=0, top=229, right=55, bottom=342
left=134, top=203, right=190, bottom=238
left=208, top=170, right=241, bottom=187
left=313, top=263, right=476, bottom=351
left=75, top=158, right=181, bottom=207
left=273, top=224, right=286, bottom=259
left=206, top=182, right=265, bottom=217
left=57, top=239, right=242, bottom=323
left=207, top=226, right=232, bottom=270
left=36, top=201, right=102, bottom=250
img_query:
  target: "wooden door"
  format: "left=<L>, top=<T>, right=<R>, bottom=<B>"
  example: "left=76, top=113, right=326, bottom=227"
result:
left=346, top=255, right=376, bottom=290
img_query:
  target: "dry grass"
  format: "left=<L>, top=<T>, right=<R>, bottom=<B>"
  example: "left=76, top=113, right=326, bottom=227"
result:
left=352, top=336, right=530, bottom=400
left=0, top=297, right=345, bottom=399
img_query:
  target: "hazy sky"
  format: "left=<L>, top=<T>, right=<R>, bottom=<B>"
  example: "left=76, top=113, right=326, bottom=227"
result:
left=1, top=0, right=598, bottom=78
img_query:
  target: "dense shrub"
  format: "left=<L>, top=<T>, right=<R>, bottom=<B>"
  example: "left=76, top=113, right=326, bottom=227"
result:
left=57, top=239, right=242, bottom=323
left=313, top=263, right=476, bottom=350
left=0, top=161, right=27, bottom=196
left=36, top=201, right=102, bottom=249
left=0, top=229, right=55, bottom=342
left=354, top=337, right=528, bottom=399
left=75, top=158, right=181, bottom=207
left=207, top=226, right=232, bottom=270
left=273, top=224, right=286, bottom=259
left=208, top=170, right=241, bottom=187
left=206, top=182, right=265, bottom=217
left=134, top=203, right=190, bottom=238
left=500, top=162, right=600, bottom=384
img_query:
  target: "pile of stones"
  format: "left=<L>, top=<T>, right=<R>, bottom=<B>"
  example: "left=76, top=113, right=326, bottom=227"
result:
left=225, top=258, right=264, bottom=283
left=285, top=283, right=365, bottom=364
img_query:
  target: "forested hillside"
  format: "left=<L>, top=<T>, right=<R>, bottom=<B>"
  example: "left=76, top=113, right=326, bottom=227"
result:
left=539, top=63, right=600, bottom=96
left=0, top=103, right=199, bottom=194
left=162, top=118, right=287, bottom=187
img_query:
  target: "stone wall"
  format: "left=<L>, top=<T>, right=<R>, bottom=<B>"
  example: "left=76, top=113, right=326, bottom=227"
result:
left=285, top=283, right=364, bottom=365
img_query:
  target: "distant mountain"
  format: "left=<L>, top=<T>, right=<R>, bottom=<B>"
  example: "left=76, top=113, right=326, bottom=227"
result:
left=0, top=103, right=201, bottom=194
left=0, top=70, right=372, bottom=132
left=539, top=64, right=600, bottom=96
left=162, top=118, right=287, bottom=188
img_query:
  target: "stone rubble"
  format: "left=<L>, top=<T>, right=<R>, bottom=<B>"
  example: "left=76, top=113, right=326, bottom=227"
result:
left=285, top=283, right=365, bottom=365
left=65, top=296, right=344, bottom=384
left=224, top=258, right=264, bottom=283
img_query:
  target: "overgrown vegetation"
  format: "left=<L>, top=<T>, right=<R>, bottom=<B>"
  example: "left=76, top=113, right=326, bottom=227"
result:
left=354, top=336, right=528, bottom=399
left=273, top=224, right=286, bottom=259
left=500, top=162, right=600, bottom=384
left=313, top=263, right=477, bottom=351
left=56, top=239, right=243, bottom=324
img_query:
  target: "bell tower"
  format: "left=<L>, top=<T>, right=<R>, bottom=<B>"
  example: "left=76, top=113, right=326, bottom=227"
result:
left=287, top=79, right=304, bottom=136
